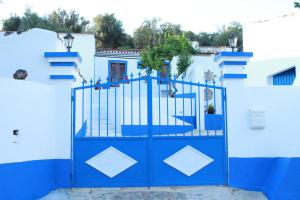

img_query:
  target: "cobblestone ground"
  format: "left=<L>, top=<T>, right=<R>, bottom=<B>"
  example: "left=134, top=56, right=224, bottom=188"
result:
left=41, top=186, right=267, bottom=200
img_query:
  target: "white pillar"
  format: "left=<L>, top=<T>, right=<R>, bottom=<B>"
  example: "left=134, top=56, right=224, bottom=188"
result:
left=214, top=52, right=253, bottom=87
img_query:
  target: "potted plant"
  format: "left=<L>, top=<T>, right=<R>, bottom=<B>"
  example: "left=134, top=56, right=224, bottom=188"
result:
left=207, top=104, right=215, bottom=114
left=205, top=104, right=223, bottom=130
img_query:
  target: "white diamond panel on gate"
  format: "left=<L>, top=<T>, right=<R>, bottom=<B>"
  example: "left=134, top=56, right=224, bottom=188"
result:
left=163, top=145, right=214, bottom=176
left=85, top=146, right=138, bottom=178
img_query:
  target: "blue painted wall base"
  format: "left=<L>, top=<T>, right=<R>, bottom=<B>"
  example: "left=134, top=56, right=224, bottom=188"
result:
left=229, top=157, right=300, bottom=200
left=0, top=159, right=70, bottom=200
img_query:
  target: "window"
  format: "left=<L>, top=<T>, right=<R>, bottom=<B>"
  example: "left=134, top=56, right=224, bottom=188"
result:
left=157, top=62, right=170, bottom=84
left=137, top=61, right=142, bottom=69
left=108, top=60, right=127, bottom=85
left=272, top=67, right=296, bottom=85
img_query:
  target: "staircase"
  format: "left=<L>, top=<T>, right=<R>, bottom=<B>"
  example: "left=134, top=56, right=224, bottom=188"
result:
left=85, top=89, right=120, bottom=137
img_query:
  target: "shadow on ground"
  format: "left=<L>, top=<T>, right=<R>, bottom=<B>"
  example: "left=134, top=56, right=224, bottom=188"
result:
left=41, top=186, right=267, bottom=200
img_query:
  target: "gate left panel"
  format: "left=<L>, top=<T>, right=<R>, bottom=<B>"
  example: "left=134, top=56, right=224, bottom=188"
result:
left=71, top=77, right=149, bottom=187
left=73, top=138, right=148, bottom=187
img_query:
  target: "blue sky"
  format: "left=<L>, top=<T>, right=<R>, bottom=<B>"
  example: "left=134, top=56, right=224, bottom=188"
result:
left=0, top=0, right=297, bottom=34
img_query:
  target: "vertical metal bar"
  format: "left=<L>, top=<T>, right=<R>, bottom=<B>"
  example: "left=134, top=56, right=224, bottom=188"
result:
left=190, top=81, right=193, bottom=135
left=90, top=79, right=93, bottom=137
left=98, top=79, right=101, bottom=137
left=106, top=78, right=109, bottom=137
left=158, top=77, right=161, bottom=126
left=166, top=80, right=169, bottom=126
left=146, top=75, right=153, bottom=187
left=205, top=81, right=208, bottom=135
left=222, top=88, right=229, bottom=184
left=130, top=73, right=133, bottom=125
left=71, top=89, right=75, bottom=184
left=213, top=81, right=216, bottom=112
left=182, top=77, right=185, bottom=126
left=174, top=76, right=177, bottom=126
left=123, top=76, right=125, bottom=126
left=198, top=82, right=201, bottom=134
left=138, top=72, right=141, bottom=136
left=115, top=86, right=117, bottom=137
left=213, top=81, right=217, bottom=136
left=82, top=81, right=85, bottom=128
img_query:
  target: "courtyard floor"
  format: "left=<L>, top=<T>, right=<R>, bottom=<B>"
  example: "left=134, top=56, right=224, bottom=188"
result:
left=41, top=186, right=267, bottom=200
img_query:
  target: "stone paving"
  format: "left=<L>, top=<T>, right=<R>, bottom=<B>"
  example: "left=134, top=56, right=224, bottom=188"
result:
left=41, top=186, right=267, bottom=200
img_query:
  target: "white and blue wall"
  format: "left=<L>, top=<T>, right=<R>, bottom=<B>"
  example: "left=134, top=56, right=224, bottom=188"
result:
left=0, top=28, right=95, bottom=199
left=1, top=26, right=300, bottom=200
left=215, top=51, right=300, bottom=200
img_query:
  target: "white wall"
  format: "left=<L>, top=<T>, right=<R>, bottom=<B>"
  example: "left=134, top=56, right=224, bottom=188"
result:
left=243, top=12, right=300, bottom=61
left=246, top=57, right=300, bottom=86
left=0, top=28, right=95, bottom=83
left=243, top=12, right=300, bottom=86
left=0, top=29, right=57, bottom=83
left=185, top=55, right=221, bottom=83
left=58, top=33, right=95, bottom=80
left=95, top=54, right=221, bottom=83
left=227, top=85, right=300, bottom=157
left=0, top=78, right=56, bottom=164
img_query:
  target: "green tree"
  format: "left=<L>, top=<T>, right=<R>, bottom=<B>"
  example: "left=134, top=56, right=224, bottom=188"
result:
left=133, top=18, right=183, bottom=49
left=141, top=34, right=193, bottom=77
left=133, top=18, right=161, bottom=49
left=1, top=8, right=89, bottom=33
left=2, top=15, right=21, bottom=32
left=91, top=13, right=130, bottom=48
left=47, top=9, right=89, bottom=33
left=17, top=9, right=48, bottom=33
left=212, top=22, right=243, bottom=50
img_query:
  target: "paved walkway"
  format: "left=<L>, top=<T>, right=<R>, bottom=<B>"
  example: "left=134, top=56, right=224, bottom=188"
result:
left=41, top=186, right=267, bottom=200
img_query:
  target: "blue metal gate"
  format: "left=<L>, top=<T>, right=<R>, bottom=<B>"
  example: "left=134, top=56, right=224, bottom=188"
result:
left=71, top=74, right=227, bottom=187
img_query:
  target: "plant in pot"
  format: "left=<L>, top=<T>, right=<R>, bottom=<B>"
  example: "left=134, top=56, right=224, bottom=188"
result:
left=207, top=104, right=215, bottom=114
left=205, top=104, right=222, bottom=130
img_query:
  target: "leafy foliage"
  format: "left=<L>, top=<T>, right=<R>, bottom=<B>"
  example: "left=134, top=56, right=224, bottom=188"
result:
left=133, top=18, right=183, bottom=49
left=2, top=8, right=89, bottom=33
left=1, top=9, right=243, bottom=50
left=91, top=14, right=133, bottom=49
left=140, top=46, right=165, bottom=74
left=207, top=104, right=215, bottom=114
left=47, top=9, right=89, bottom=33
left=141, top=34, right=193, bottom=77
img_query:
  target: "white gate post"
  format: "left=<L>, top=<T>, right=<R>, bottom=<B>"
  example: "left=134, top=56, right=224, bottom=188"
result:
left=214, top=52, right=253, bottom=88
left=213, top=51, right=253, bottom=180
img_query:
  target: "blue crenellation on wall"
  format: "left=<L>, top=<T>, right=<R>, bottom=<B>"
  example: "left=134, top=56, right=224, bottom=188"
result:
left=229, top=157, right=300, bottom=200
left=0, top=159, right=70, bottom=200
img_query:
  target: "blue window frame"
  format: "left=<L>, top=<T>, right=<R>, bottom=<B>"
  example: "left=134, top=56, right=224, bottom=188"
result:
left=272, top=67, right=296, bottom=85
left=108, top=60, right=127, bottom=85
left=137, top=61, right=142, bottom=69
left=157, top=62, right=170, bottom=84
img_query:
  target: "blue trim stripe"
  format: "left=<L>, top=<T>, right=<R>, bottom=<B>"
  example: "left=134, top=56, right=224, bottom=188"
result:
left=50, top=75, right=76, bottom=80
left=219, top=61, right=247, bottom=67
left=44, top=52, right=80, bottom=58
left=50, top=62, right=77, bottom=67
left=214, top=52, right=253, bottom=62
left=221, top=74, right=247, bottom=79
